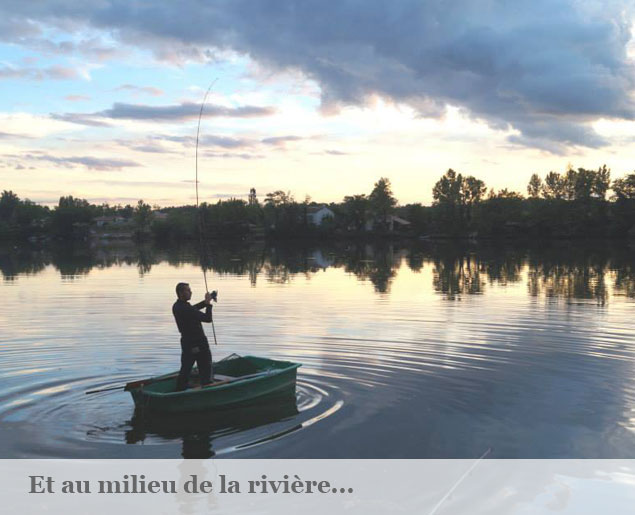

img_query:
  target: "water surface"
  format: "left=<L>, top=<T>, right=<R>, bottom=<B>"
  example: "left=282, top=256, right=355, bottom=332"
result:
left=1, top=241, right=635, bottom=458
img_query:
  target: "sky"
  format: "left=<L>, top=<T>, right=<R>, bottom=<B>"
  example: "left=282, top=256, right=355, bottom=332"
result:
left=1, top=0, right=635, bottom=207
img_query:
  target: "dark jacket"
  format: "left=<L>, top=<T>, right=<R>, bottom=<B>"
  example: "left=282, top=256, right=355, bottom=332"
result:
left=172, top=299, right=212, bottom=346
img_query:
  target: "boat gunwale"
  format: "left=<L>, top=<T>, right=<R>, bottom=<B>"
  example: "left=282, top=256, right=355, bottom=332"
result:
left=131, top=359, right=301, bottom=398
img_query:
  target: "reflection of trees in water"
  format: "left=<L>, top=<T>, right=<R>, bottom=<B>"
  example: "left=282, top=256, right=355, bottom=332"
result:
left=135, top=245, right=154, bottom=276
left=406, top=252, right=424, bottom=272
left=614, top=266, right=635, bottom=298
left=342, top=243, right=398, bottom=293
left=51, top=245, right=96, bottom=278
left=526, top=250, right=609, bottom=305
left=481, top=249, right=523, bottom=286
left=0, top=248, right=47, bottom=280
left=432, top=253, right=485, bottom=300
left=610, top=250, right=635, bottom=298
left=5, top=241, right=635, bottom=303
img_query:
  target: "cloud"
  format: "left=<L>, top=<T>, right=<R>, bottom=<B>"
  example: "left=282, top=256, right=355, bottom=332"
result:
left=324, top=149, right=349, bottom=156
left=3, top=0, right=632, bottom=151
left=4, top=30, right=127, bottom=62
left=65, top=95, right=91, bottom=102
left=115, top=139, right=178, bottom=154
left=261, top=135, right=303, bottom=147
left=152, top=133, right=306, bottom=150
left=116, top=84, right=164, bottom=96
left=201, top=135, right=254, bottom=149
left=120, top=133, right=255, bottom=151
left=202, top=151, right=265, bottom=160
left=50, top=113, right=112, bottom=127
left=130, top=143, right=171, bottom=153
left=0, top=64, right=79, bottom=80
left=0, top=16, right=42, bottom=42
left=27, top=153, right=140, bottom=170
left=0, top=131, right=33, bottom=139
left=96, top=102, right=276, bottom=121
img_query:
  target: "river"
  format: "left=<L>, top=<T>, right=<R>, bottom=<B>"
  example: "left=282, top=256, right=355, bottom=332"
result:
left=1, top=240, right=634, bottom=458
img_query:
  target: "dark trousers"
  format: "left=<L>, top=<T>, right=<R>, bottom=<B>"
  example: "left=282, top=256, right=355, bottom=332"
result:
left=176, top=342, right=212, bottom=391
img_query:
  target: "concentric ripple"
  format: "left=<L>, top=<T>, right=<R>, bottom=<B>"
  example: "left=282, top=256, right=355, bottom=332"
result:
left=2, top=251, right=635, bottom=458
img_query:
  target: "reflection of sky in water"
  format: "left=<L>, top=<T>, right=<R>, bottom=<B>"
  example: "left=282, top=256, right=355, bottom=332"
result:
left=1, top=243, right=635, bottom=458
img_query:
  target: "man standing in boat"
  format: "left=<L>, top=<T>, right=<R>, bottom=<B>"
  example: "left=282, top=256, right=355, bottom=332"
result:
left=173, top=282, right=217, bottom=390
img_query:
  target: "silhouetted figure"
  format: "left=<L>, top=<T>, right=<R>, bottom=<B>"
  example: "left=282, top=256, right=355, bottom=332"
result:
left=172, top=282, right=217, bottom=390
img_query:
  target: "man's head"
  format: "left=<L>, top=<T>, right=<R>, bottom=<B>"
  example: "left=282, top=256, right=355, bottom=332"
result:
left=175, top=282, right=192, bottom=301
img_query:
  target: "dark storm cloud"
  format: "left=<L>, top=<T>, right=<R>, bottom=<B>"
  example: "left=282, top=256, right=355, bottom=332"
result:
left=5, top=0, right=634, bottom=151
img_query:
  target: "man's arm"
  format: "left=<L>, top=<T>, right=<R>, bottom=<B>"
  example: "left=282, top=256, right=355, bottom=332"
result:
left=192, top=291, right=217, bottom=310
left=191, top=292, right=214, bottom=322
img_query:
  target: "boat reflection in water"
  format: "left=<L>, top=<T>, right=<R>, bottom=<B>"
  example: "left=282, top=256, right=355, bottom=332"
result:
left=125, top=388, right=299, bottom=458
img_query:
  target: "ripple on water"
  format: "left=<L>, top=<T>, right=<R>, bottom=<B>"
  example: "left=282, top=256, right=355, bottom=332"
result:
left=0, top=361, right=346, bottom=458
left=3, top=254, right=635, bottom=458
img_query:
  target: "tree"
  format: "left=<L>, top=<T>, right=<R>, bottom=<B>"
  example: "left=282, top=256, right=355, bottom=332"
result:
left=432, top=169, right=463, bottom=206
left=542, top=172, right=565, bottom=199
left=342, top=194, right=369, bottom=231
left=432, top=169, right=487, bottom=228
left=264, top=190, right=298, bottom=233
left=571, top=168, right=595, bottom=200
left=368, top=177, right=397, bottom=230
left=265, top=190, right=293, bottom=207
left=495, top=189, right=524, bottom=199
left=563, top=168, right=578, bottom=200
left=527, top=174, right=542, bottom=199
left=133, top=199, right=153, bottom=234
left=593, top=165, right=611, bottom=200
left=51, top=195, right=94, bottom=238
left=462, top=176, right=487, bottom=221
left=248, top=187, right=258, bottom=206
left=612, top=173, right=635, bottom=200
left=0, top=190, right=20, bottom=221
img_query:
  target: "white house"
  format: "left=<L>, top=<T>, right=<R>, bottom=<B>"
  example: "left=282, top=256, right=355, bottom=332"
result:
left=307, top=205, right=335, bottom=226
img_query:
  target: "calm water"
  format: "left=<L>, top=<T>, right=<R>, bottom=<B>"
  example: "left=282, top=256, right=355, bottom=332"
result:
left=1, top=241, right=635, bottom=458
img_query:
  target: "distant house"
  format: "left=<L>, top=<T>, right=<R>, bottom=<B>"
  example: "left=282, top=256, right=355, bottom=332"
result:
left=307, top=205, right=335, bottom=226
left=152, top=211, right=168, bottom=221
left=93, top=215, right=126, bottom=227
left=365, top=214, right=411, bottom=232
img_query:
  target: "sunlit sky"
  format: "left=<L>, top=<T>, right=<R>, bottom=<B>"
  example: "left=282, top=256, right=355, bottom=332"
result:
left=1, top=1, right=635, bottom=207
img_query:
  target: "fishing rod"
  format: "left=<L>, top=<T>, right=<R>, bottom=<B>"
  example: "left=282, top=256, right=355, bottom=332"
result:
left=87, top=80, right=223, bottom=398
left=195, top=78, right=219, bottom=345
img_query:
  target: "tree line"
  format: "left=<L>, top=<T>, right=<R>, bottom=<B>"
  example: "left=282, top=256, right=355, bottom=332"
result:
left=2, top=165, right=635, bottom=243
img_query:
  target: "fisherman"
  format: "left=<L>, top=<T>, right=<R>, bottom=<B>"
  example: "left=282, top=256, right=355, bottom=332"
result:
left=172, top=282, right=217, bottom=391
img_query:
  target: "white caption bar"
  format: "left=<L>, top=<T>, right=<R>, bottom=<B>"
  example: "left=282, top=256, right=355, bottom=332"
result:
left=2, top=459, right=635, bottom=514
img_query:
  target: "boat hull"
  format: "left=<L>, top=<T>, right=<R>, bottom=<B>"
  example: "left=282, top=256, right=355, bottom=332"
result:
left=128, top=356, right=300, bottom=413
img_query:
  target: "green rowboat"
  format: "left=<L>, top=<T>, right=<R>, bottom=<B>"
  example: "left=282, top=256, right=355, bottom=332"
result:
left=126, top=355, right=301, bottom=413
